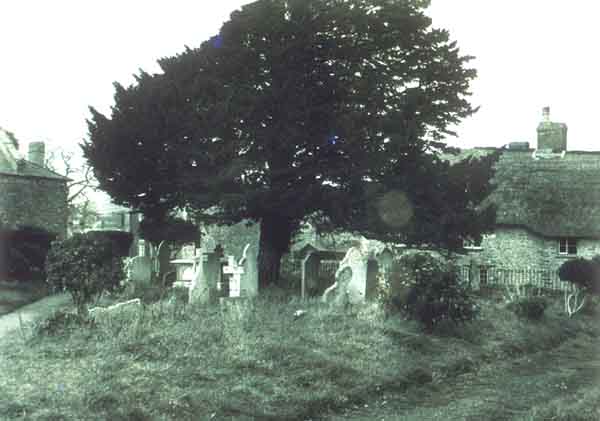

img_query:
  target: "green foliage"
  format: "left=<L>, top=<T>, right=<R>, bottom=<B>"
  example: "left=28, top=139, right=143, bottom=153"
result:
left=85, top=230, right=133, bottom=257
left=83, top=0, right=485, bottom=287
left=0, top=226, right=57, bottom=281
left=138, top=216, right=199, bottom=247
left=507, top=296, right=548, bottom=320
left=45, top=233, right=127, bottom=316
left=390, top=252, right=478, bottom=331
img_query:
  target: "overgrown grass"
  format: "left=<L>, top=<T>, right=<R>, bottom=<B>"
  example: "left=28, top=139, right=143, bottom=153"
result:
left=0, top=284, right=598, bottom=420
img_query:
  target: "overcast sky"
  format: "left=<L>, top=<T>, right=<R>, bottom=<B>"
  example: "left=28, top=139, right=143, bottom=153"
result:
left=1, top=0, right=598, bottom=160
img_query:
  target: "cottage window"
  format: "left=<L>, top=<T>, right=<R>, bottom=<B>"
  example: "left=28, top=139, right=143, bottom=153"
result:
left=479, top=267, right=488, bottom=285
left=558, top=238, right=577, bottom=255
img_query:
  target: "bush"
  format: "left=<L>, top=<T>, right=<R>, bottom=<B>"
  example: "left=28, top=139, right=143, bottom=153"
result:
left=45, top=233, right=127, bottom=316
left=508, top=296, right=547, bottom=320
left=0, top=226, right=57, bottom=281
left=384, top=252, right=478, bottom=331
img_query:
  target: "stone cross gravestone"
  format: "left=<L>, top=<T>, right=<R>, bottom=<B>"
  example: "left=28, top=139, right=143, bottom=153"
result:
left=223, top=255, right=244, bottom=297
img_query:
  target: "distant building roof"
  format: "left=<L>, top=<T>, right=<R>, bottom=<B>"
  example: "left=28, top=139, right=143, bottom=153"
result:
left=484, top=149, right=600, bottom=238
left=0, top=128, right=69, bottom=180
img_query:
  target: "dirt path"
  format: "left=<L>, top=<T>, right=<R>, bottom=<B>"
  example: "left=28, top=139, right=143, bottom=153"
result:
left=325, top=333, right=600, bottom=420
left=0, top=293, right=72, bottom=338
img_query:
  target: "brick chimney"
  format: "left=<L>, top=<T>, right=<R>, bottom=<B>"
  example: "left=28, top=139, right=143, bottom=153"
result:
left=536, top=106, right=567, bottom=152
left=28, top=141, right=45, bottom=166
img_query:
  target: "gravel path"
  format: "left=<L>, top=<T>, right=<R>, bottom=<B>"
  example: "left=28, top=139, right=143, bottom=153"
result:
left=0, top=293, right=72, bottom=338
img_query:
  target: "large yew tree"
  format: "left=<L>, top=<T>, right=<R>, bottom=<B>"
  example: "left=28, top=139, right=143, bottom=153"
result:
left=84, top=0, right=490, bottom=289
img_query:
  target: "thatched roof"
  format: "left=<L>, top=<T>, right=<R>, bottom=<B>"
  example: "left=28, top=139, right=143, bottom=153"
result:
left=487, top=149, right=600, bottom=238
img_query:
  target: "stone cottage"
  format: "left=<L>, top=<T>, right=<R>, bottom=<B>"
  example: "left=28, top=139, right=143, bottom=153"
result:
left=0, top=128, right=69, bottom=238
left=464, top=107, right=600, bottom=277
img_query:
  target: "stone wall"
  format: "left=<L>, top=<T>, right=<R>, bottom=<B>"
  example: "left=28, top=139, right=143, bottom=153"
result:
left=0, top=174, right=68, bottom=238
left=457, top=227, right=600, bottom=272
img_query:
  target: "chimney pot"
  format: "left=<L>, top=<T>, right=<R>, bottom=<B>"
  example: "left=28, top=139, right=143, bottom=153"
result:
left=28, top=142, right=45, bottom=166
left=537, top=107, right=567, bottom=152
left=542, top=106, right=550, bottom=122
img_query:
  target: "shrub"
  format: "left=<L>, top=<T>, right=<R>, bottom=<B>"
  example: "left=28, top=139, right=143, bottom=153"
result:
left=0, top=226, right=57, bottom=281
left=45, top=233, right=127, bottom=316
left=508, top=296, right=547, bottom=320
left=387, top=252, right=478, bottom=331
left=558, top=257, right=600, bottom=317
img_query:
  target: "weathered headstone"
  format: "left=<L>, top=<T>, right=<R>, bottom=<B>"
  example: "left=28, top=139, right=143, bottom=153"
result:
left=189, top=247, right=223, bottom=305
left=126, top=255, right=153, bottom=285
left=323, top=243, right=373, bottom=304
left=238, top=243, right=258, bottom=297
left=202, top=235, right=217, bottom=253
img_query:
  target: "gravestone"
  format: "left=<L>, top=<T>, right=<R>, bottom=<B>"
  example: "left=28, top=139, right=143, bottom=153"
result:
left=337, top=246, right=369, bottom=303
left=189, top=247, right=223, bottom=305
left=238, top=243, right=258, bottom=297
left=223, top=255, right=244, bottom=297
left=376, top=248, right=394, bottom=277
left=301, top=251, right=320, bottom=298
left=322, top=242, right=380, bottom=304
left=89, top=298, right=142, bottom=321
left=126, top=255, right=153, bottom=285
left=365, top=259, right=379, bottom=300
left=202, top=234, right=217, bottom=252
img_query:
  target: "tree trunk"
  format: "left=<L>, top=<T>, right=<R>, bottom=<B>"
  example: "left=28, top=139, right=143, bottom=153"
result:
left=258, top=213, right=295, bottom=290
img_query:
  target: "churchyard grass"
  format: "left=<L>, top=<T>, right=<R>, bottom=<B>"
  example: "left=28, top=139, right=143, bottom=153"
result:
left=0, top=285, right=598, bottom=420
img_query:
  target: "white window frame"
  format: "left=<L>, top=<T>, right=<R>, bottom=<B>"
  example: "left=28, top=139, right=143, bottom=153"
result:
left=558, top=238, right=577, bottom=256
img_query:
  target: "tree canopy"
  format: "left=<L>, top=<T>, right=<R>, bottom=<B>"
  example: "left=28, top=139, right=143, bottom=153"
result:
left=83, top=0, right=491, bottom=288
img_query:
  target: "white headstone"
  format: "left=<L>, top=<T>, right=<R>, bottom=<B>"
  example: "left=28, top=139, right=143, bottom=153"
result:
left=239, top=243, right=258, bottom=297
left=332, top=245, right=370, bottom=304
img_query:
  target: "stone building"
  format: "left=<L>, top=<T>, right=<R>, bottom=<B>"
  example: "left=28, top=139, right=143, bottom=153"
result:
left=0, top=128, right=69, bottom=238
left=464, top=107, right=600, bottom=275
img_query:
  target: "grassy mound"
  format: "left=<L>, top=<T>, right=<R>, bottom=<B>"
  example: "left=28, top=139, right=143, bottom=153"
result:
left=0, top=287, right=598, bottom=420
